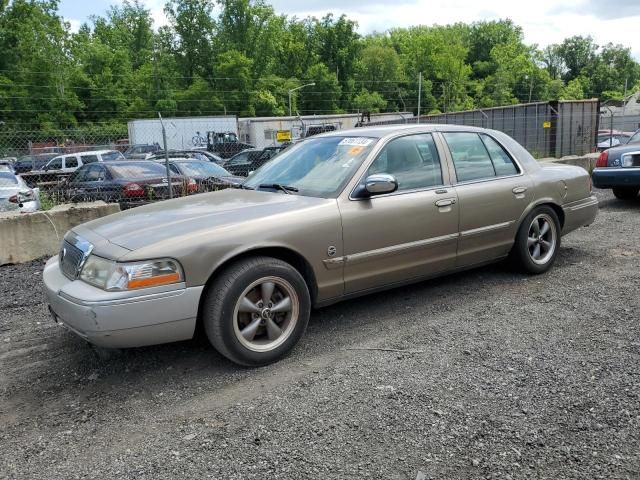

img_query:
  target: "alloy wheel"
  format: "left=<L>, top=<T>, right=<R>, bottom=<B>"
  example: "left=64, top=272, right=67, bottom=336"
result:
left=232, top=276, right=299, bottom=352
left=527, top=213, right=557, bottom=265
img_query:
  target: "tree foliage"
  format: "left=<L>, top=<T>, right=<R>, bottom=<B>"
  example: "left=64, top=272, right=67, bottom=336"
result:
left=0, top=0, right=638, bottom=130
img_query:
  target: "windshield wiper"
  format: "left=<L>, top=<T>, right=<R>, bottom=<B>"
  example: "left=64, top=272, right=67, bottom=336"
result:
left=258, top=183, right=298, bottom=194
left=240, top=184, right=255, bottom=190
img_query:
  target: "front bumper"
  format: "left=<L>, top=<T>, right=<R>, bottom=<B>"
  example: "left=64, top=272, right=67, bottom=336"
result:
left=43, top=256, right=204, bottom=348
left=592, top=168, right=640, bottom=189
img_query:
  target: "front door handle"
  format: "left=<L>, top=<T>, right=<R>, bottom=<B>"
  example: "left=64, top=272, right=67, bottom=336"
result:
left=512, top=186, right=527, bottom=195
left=435, top=198, right=456, bottom=207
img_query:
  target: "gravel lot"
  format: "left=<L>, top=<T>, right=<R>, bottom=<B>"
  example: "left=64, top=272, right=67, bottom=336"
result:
left=1, top=189, right=639, bottom=480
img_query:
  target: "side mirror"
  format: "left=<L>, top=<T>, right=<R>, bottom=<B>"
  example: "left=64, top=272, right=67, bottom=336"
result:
left=353, top=174, right=398, bottom=198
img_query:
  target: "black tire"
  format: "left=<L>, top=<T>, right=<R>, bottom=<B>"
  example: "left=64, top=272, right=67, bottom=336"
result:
left=612, top=187, right=639, bottom=200
left=202, top=256, right=311, bottom=366
left=510, top=205, right=561, bottom=274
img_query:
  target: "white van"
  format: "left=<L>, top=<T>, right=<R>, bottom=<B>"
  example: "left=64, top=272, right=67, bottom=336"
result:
left=42, top=150, right=125, bottom=174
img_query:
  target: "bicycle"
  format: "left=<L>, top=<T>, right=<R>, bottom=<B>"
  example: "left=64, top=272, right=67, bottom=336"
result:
left=192, top=131, right=207, bottom=147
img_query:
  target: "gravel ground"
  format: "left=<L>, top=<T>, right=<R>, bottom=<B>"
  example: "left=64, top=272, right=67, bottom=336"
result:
left=1, top=189, right=639, bottom=480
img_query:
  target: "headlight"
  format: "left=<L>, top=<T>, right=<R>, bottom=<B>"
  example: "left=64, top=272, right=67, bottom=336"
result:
left=79, top=256, right=184, bottom=291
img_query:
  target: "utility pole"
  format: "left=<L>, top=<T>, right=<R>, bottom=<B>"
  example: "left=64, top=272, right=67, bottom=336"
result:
left=158, top=113, right=172, bottom=200
left=288, top=83, right=316, bottom=117
left=417, top=72, right=422, bottom=124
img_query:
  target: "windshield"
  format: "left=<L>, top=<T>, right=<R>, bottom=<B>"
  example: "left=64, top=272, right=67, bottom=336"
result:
left=629, top=130, right=640, bottom=145
left=174, top=160, right=230, bottom=177
left=244, top=136, right=378, bottom=197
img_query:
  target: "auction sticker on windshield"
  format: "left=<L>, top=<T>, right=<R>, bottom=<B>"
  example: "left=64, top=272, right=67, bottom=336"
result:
left=338, top=137, right=374, bottom=146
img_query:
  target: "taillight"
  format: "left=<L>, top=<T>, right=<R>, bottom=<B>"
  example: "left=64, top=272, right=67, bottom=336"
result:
left=8, top=194, right=18, bottom=204
left=187, top=178, right=198, bottom=194
left=596, top=150, right=609, bottom=168
left=123, top=182, right=144, bottom=197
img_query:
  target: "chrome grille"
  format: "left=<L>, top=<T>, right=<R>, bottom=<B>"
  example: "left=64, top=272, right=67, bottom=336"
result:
left=59, top=240, right=85, bottom=279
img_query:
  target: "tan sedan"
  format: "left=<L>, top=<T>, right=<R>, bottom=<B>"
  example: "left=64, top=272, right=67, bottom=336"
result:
left=44, top=125, right=598, bottom=366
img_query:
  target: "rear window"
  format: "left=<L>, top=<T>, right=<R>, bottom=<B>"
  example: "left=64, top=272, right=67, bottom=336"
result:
left=175, top=161, right=230, bottom=177
left=102, top=151, right=124, bottom=161
left=109, top=162, right=167, bottom=179
left=81, top=155, right=99, bottom=164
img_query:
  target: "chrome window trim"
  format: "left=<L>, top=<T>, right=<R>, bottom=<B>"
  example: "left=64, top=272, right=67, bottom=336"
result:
left=347, top=132, right=448, bottom=201
left=438, top=131, right=525, bottom=186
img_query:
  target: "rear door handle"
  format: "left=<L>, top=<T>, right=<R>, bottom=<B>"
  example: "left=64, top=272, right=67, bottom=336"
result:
left=512, top=186, right=527, bottom=194
left=435, top=198, right=456, bottom=207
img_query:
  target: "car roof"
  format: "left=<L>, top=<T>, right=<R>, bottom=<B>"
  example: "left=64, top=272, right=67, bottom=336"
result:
left=52, top=150, right=119, bottom=158
left=314, top=124, right=492, bottom=140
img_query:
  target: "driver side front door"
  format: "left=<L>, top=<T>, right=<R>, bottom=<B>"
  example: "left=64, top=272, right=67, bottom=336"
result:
left=337, top=133, right=459, bottom=294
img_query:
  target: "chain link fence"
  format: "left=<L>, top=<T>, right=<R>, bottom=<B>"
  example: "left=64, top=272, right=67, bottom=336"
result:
left=1, top=102, right=635, bottom=214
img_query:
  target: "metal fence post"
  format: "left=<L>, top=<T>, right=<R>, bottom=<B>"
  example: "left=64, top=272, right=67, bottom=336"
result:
left=158, top=112, right=172, bottom=200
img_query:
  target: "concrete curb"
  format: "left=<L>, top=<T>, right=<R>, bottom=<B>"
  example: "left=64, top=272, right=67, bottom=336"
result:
left=539, top=153, right=599, bottom=172
left=0, top=202, right=120, bottom=265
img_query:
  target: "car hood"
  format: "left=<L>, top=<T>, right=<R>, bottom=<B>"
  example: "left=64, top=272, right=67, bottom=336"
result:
left=77, top=189, right=332, bottom=252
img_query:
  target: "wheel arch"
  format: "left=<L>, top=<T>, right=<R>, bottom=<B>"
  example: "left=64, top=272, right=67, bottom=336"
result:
left=517, top=198, right=565, bottom=232
left=195, top=245, right=319, bottom=335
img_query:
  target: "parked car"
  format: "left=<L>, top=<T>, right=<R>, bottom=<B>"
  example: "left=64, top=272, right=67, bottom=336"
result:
left=124, top=144, right=161, bottom=160
left=592, top=128, right=640, bottom=199
left=153, top=158, right=244, bottom=192
left=13, top=153, right=58, bottom=174
left=61, top=160, right=193, bottom=209
left=42, top=150, right=125, bottom=174
left=44, top=125, right=598, bottom=366
left=596, top=133, right=631, bottom=151
left=223, top=147, right=284, bottom=176
left=0, top=171, right=41, bottom=213
left=151, top=150, right=225, bottom=165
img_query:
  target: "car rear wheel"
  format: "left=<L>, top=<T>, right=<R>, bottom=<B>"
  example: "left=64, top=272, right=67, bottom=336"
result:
left=202, top=256, right=311, bottom=366
left=612, top=187, right=639, bottom=200
left=510, top=206, right=561, bottom=274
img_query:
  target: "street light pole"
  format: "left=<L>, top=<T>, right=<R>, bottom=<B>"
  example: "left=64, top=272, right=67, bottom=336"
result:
left=288, top=82, right=316, bottom=117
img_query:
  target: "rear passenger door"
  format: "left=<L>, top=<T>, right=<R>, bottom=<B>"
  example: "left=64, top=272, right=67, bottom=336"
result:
left=441, top=131, right=532, bottom=267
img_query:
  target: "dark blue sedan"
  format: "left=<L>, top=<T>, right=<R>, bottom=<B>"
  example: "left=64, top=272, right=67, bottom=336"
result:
left=592, top=129, right=640, bottom=200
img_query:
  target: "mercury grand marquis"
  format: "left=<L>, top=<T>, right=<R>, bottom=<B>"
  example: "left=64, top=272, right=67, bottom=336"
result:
left=44, top=125, right=598, bottom=366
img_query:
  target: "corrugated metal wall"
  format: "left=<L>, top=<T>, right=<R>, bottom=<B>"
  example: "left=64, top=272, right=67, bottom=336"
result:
left=362, top=100, right=600, bottom=158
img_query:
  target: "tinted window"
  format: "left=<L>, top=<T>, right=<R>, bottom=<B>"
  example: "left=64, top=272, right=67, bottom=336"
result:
left=47, top=157, right=63, bottom=170
left=174, top=161, right=230, bottom=177
left=109, top=162, right=166, bottom=179
left=102, top=151, right=124, bottom=161
left=368, top=134, right=443, bottom=191
left=65, top=156, right=78, bottom=168
left=85, top=165, right=106, bottom=181
left=628, top=130, right=640, bottom=145
left=226, top=152, right=251, bottom=166
left=81, top=155, right=99, bottom=164
left=480, top=134, right=518, bottom=176
left=70, top=166, right=90, bottom=182
left=443, top=132, right=495, bottom=182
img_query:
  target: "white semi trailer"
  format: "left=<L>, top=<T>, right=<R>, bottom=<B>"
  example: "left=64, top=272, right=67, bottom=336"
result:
left=127, top=116, right=239, bottom=151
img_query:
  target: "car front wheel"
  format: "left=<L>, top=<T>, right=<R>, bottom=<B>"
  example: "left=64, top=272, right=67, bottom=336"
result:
left=612, top=187, right=639, bottom=200
left=202, top=256, right=311, bottom=366
left=510, top=206, right=561, bottom=274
